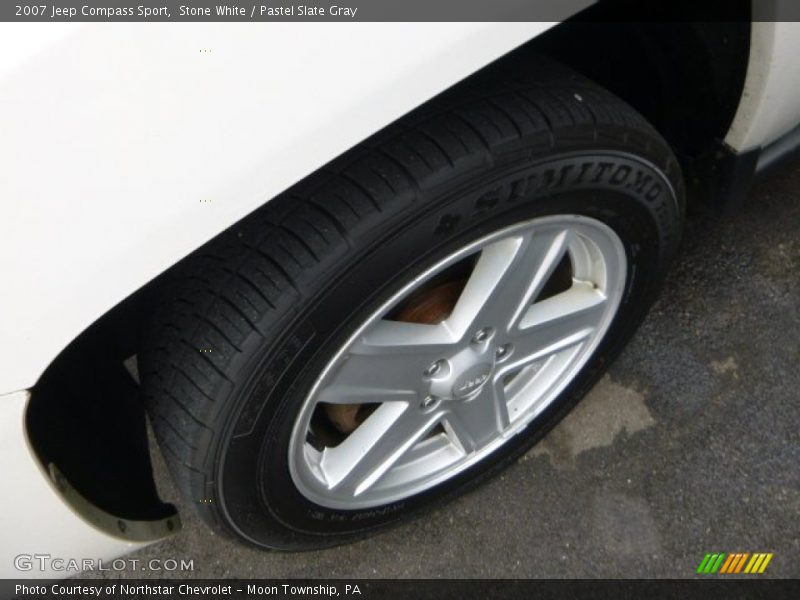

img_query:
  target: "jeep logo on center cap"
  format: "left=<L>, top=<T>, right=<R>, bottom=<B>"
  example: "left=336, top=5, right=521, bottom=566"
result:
left=452, top=364, right=492, bottom=399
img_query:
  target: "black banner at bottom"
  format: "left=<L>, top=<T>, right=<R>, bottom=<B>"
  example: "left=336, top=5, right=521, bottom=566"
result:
left=2, top=579, right=799, bottom=600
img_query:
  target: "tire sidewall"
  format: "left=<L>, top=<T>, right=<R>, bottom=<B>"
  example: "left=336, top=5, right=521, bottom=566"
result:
left=216, top=151, right=680, bottom=548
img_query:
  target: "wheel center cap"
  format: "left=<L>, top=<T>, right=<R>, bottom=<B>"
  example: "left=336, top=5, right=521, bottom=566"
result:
left=451, top=363, right=493, bottom=400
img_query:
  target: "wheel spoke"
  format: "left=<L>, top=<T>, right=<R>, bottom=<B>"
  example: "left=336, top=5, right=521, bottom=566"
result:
left=316, top=353, right=420, bottom=405
left=500, top=282, right=606, bottom=375
left=443, top=383, right=511, bottom=452
left=318, top=320, right=457, bottom=405
left=520, top=281, right=606, bottom=330
left=319, top=402, right=440, bottom=496
left=448, top=228, right=573, bottom=337
left=355, top=319, right=457, bottom=354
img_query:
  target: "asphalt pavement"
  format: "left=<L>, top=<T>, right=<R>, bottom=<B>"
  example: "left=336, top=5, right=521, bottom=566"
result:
left=101, top=162, right=800, bottom=579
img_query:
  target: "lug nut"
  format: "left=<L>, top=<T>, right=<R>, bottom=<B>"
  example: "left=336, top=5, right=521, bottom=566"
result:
left=471, top=327, right=495, bottom=345
left=421, top=395, right=438, bottom=410
left=495, top=344, right=513, bottom=361
left=424, top=359, right=447, bottom=378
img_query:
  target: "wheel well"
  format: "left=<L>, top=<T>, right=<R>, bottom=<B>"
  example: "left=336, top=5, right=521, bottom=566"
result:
left=25, top=285, right=175, bottom=527
left=530, top=4, right=751, bottom=162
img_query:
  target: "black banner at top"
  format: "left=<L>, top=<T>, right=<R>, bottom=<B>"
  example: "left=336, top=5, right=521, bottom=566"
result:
left=4, top=0, right=800, bottom=22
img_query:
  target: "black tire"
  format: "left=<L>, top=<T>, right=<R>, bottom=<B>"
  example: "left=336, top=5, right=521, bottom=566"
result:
left=141, top=57, right=684, bottom=550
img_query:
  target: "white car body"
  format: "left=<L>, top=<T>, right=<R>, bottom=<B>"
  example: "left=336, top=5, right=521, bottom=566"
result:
left=2, top=9, right=799, bottom=578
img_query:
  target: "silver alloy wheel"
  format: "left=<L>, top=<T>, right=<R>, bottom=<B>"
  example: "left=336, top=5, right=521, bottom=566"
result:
left=288, top=215, right=627, bottom=510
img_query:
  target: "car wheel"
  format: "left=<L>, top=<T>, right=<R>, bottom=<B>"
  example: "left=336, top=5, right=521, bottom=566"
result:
left=141, top=57, right=684, bottom=549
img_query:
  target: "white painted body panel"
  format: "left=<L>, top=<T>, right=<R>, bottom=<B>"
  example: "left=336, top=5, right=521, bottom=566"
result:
left=0, top=391, right=143, bottom=578
left=725, top=21, right=800, bottom=151
left=0, top=22, right=562, bottom=396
